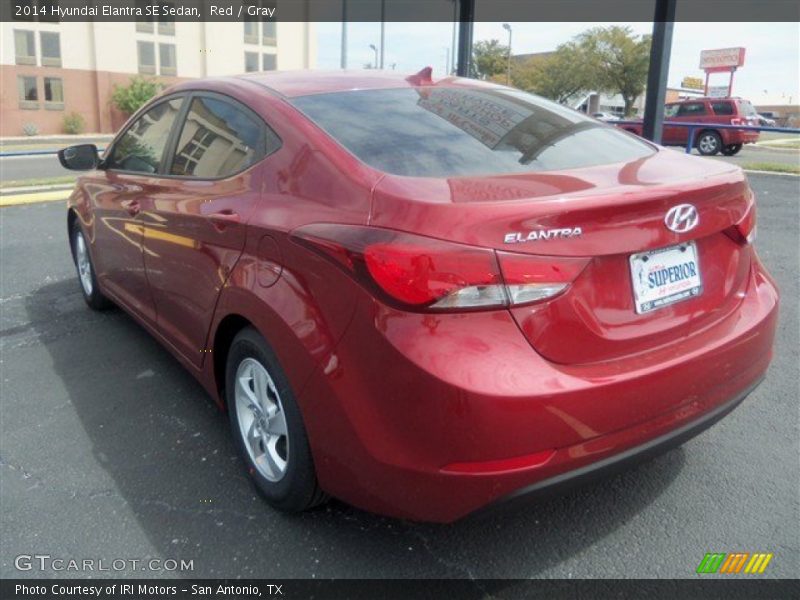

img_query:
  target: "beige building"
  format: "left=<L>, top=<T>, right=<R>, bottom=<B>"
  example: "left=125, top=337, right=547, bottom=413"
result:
left=1, top=17, right=316, bottom=136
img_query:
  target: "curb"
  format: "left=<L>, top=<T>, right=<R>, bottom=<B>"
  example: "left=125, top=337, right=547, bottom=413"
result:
left=0, top=189, right=72, bottom=207
left=743, top=169, right=800, bottom=177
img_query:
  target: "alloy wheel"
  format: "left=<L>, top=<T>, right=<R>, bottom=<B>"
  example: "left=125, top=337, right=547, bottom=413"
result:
left=234, top=357, right=289, bottom=482
left=75, top=231, right=93, bottom=296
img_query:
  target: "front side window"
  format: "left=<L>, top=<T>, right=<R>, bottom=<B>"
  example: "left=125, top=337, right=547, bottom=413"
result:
left=170, top=97, right=267, bottom=178
left=14, top=30, right=36, bottom=65
left=44, top=76, right=63, bottom=107
left=18, top=75, right=38, bottom=108
left=107, top=98, right=183, bottom=174
left=159, top=43, right=176, bottom=76
left=137, top=41, right=156, bottom=74
left=40, top=31, right=61, bottom=66
left=292, top=87, right=655, bottom=178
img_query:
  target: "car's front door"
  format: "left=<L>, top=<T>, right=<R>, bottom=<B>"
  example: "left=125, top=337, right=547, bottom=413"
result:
left=672, top=102, right=708, bottom=146
left=140, top=93, right=278, bottom=367
left=93, top=96, right=186, bottom=323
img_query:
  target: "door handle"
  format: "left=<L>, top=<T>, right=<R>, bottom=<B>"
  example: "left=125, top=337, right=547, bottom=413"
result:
left=120, top=199, right=140, bottom=216
left=208, top=210, right=241, bottom=224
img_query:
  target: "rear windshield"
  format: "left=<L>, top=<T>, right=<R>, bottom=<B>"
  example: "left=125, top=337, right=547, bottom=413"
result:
left=737, top=100, right=757, bottom=116
left=291, top=87, right=654, bottom=178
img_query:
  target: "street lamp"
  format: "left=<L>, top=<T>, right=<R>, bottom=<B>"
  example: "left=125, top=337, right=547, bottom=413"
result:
left=369, top=44, right=378, bottom=69
left=502, top=23, right=512, bottom=85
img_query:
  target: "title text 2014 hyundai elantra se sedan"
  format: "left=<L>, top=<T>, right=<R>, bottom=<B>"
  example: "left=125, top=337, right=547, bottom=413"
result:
left=60, top=69, right=778, bottom=522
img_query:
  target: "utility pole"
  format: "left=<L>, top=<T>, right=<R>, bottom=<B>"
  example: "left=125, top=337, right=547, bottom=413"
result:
left=502, top=23, right=512, bottom=85
left=340, top=0, right=347, bottom=69
left=379, top=0, right=385, bottom=69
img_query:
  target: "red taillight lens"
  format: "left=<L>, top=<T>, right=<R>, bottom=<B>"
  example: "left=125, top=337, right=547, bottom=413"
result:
left=291, top=224, right=588, bottom=311
left=725, top=198, right=757, bottom=245
left=497, top=251, right=590, bottom=305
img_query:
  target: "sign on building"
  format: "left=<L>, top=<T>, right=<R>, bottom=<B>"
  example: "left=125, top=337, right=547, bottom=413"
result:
left=682, top=76, right=704, bottom=90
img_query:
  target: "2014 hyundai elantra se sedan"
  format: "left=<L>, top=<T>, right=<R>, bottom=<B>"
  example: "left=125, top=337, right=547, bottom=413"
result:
left=60, top=69, right=778, bottom=522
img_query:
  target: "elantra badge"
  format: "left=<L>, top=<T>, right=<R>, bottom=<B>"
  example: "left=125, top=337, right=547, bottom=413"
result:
left=504, top=227, right=582, bottom=244
left=665, top=204, right=699, bottom=233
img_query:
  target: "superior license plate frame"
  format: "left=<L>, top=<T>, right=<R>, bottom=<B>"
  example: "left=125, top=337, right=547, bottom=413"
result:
left=629, top=242, right=703, bottom=314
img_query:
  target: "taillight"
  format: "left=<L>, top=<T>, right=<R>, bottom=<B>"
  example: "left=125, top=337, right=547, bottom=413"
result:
left=725, top=199, right=757, bottom=245
left=290, top=224, right=588, bottom=311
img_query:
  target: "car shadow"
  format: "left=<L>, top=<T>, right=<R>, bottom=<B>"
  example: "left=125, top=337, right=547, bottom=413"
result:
left=24, top=278, right=686, bottom=579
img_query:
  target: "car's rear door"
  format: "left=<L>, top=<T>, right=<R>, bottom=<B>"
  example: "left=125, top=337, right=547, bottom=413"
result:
left=140, top=92, right=278, bottom=368
left=93, top=95, right=186, bottom=324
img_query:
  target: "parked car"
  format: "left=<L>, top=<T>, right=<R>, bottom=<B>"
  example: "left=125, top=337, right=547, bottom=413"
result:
left=591, top=111, right=621, bottom=122
left=757, top=113, right=777, bottom=127
left=59, top=71, right=778, bottom=523
left=619, top=97, right=760, bottom=156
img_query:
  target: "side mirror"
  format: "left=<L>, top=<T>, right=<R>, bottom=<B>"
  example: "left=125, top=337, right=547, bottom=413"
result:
left=58, top=144, right=99, bottom=171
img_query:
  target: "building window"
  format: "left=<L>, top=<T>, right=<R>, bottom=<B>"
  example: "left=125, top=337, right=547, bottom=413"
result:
left=245, top=52, right=259, bottom=73
left=14, top=30, right=36, bottom=65
left=44, top=76, right=64, bottom=109
left=159, top=43, right=177, bottom=76
left=18, top=76, right=38, bottom=109
left=135, top=0, right=153, bottom=32
left=137, top=41, right=156, bottom=74
left=262, top=21, right=276, bottom=46
left=40, top=31, right=61, bottom=67
left=262, top=54, right=276, bottom=71
left=158, top=2, right=175, bottom=35
left=244, top=21, right=259, bottom=44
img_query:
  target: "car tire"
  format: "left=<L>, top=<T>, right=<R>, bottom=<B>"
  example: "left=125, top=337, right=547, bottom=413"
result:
left=696, top=131, right=722, bottom=156
left=70, top=220, right=113, bottom=311
left=226, top=326, right=328, bottom=512
left=722, top=143, right=743, bottom=156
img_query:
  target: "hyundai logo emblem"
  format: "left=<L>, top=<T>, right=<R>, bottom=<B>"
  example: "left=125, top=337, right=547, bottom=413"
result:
left=665, top=204, right=699, bottom=233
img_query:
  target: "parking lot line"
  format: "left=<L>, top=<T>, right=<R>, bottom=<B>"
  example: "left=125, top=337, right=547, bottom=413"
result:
left=0, top=190, right=71, bottom=207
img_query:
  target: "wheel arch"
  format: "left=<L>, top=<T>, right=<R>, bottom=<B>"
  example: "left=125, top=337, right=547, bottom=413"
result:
left=212, top=313, right=254, bottom=405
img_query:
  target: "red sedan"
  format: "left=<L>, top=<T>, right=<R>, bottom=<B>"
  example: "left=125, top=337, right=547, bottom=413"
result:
left=60, top=70, right=778, bottom=522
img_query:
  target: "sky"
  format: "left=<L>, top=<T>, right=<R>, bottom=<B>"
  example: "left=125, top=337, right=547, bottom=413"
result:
left=315, top=22, right=800, bottom=105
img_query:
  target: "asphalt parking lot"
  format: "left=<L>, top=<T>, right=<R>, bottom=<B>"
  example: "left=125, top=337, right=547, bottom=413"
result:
left=1, top=173, right=798, bottom=580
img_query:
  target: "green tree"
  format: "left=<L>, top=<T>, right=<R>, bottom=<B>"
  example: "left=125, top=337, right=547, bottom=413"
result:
left=513, top=43, right=597, bottom=103
left=111, top=76, right=162, bottom=115
left=578, top=26, right=651, bottom=116
left=472, top=39, right=509, bottom=80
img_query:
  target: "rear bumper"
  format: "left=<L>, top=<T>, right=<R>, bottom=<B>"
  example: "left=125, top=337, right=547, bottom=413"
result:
left=474, top=376, right=762, bottom=518
left=299, top=258, right=778, bottom=522
left=723, top=129, right=760, bottom=144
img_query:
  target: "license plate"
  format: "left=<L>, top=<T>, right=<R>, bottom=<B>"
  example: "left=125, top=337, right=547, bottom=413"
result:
left=629, top=242, right=703, bottom=314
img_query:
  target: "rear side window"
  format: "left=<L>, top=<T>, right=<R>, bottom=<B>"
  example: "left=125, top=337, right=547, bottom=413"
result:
left=291, top=87, right=654, bottom=178
left=711, top=101, right=734, bottom=116
left=676, top=102, right=707, bottom=117
left=170, top=96, right=275, bottom=178
left=107, top=98, right=183, bottom=173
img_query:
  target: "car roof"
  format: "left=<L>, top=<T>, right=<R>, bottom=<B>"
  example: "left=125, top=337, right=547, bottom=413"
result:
left=234, top=69, right=501, bottom=98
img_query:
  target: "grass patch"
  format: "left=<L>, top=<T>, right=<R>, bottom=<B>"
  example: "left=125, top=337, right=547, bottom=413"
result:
left=757, top=139, right=800, bottom=149
left=0, top=175, right=77, bottom=189
left=742, top=162, right=800, bottom=174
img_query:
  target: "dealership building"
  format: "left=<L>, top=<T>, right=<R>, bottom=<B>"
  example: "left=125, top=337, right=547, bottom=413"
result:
left=0, top=18, right=316, bottom=135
